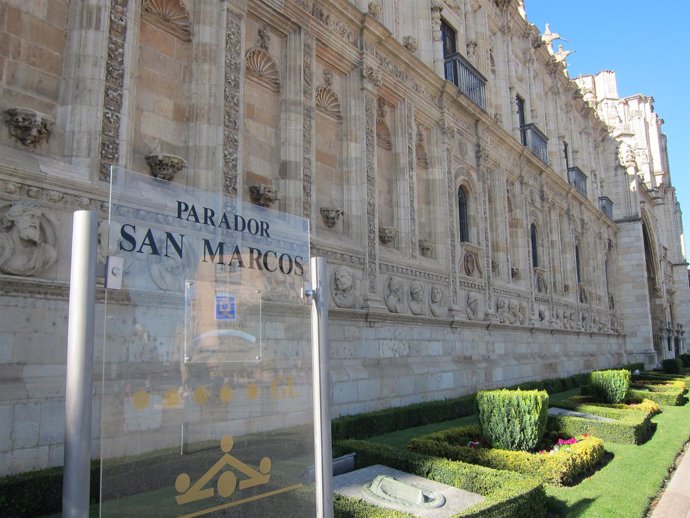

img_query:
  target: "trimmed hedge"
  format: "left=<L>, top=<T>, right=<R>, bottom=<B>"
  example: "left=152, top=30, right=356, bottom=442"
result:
left=507, top=373, right=591, bottom=395
left=335, top=439, right=546, bottom=518
left=680, top=354, right=690, bottom=368
left=407, top=425, right=604, bottom=486
left=332, top=394, right=476, bottom=441
left=589, top=369, right=630, bottom=404
left=549, top=397, right=655, bottom=444
left=662, top=358, right=683, bottom=374
left=0, top=463, right=100, bottom=518
left=628, top=379, right=687, bottom=406
left=621, top=362, right=645, bottom=373
left=476, top=390, right=548, bottom=451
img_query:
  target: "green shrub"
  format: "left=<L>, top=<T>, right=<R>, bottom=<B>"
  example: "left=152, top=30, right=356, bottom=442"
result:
left=476, top=389, right=548, bottom=451
left=589, top=369, right=630, bottom=404
left=621, top=362, right=645, bottom=372
left=627, top=379, right=687, bottom=406
left=680, top=354, right=690, bottom=368
left=408, top=425, right=604, bottom=486
left=335, top=439, right=546, bottom=518
left=331, top=394, right=476, bottom=441
left=549, top=397, right=655, bottom=444
left=662, top=358, right=683, bottom=374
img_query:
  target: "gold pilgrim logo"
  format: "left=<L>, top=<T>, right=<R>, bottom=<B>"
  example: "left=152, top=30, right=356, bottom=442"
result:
left=174, top=435, right=302, bottom=518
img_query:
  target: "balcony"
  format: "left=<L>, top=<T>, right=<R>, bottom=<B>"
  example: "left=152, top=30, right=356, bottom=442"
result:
left=599, top=196, right=614, bottom=219
left=520, top=123, right=549, bottom=164
left=444, top=53, right=487, bottom=110
left=568, top=166, right=588, bottom=198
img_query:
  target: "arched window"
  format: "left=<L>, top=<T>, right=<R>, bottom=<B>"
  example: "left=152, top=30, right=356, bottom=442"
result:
left=458, top=186, right=469, bottom=242
left=575, top=244, right=582, bottom=284
left=530, top=223, right=539, bottom=267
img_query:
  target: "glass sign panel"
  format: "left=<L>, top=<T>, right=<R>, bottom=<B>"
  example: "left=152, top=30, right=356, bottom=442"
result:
left=100, top=168, right=314, bottom=518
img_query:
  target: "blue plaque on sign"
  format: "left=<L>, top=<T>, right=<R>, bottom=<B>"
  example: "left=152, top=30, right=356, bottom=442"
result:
left=215, top=295, right=236, bottom=321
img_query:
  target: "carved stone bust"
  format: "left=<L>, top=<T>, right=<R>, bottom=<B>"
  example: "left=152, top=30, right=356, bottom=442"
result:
left=384, top=276, right=405, bottom=313
left=0, top=201, right=58, bottom=276
left=409, top=280, right=425, bottom=315
left=331, top=266, right=355, bottom=308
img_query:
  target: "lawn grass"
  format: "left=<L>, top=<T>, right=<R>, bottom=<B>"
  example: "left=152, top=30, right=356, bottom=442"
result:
left=368, top=387, right=690, bottom=517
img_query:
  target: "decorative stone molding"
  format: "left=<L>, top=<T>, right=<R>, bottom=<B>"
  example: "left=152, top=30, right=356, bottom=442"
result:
left=402, top=36, right=418, bottom=53
left=303, top=32, right=315, bottom=220
left=378, top=226, right=397, bottom=246
left=0, top=201, right=58, bottom=276
left=331, top=265, right=355, bottom=308
left=418, top=239, right=433, bottom=257
left=361, top=64, right=382, bottom=89
left=3, top=108, right=54, bottom=147
left=365, top=95, right=378, bottom=294
left=223, top=11, right=242, bottom=197
left=142, top=0, right=192, bottom=42
left=248, top=184, right=280, bottom=207
left=415, top=124, right=429, bottom=169
left=461, top=244, right=482, bottom=278
left=376, top=98, right=392, bottom=150
left=320, top=207, right=344, bottom=228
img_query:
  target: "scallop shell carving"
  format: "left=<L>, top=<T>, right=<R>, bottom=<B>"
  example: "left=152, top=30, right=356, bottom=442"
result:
left=315, top=85, right=342, bottom=119
left=245, top=48, right=281, bottom=92
left=142, top=0, right=192, bottom=41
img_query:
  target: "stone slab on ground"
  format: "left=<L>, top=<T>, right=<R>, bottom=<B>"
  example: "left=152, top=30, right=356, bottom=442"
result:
left=332, top=464, right=485, bottom=518
left=548, top=407, right=617, bottom=422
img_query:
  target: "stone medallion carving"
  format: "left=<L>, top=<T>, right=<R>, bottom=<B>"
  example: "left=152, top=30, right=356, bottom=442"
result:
left=409, top=280, right=425, bottom=315
left=384, top=276, right=405, bottom=313
left=429, top=286, right=445, bottom=317
left=0, top=201, right=58, bottom=276
left=466, top=292, right=480, bottom=320
left=148, top=240, right=196, bottom=291
left=331, top=266, right=355, bottom=308
left=3, top=108, right=54, bottom=147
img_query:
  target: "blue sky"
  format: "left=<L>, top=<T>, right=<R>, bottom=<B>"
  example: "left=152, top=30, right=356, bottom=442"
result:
left=525, top=0, right=690, bottom=260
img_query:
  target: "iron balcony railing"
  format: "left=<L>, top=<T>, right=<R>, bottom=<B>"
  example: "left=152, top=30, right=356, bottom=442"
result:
left=568, top=166, right=588, bottom=198
left=444, top=53, right=487, bottom=110
left=599, top=196, right=614, bottom=219
left=520, top=123, right=549, bottom=164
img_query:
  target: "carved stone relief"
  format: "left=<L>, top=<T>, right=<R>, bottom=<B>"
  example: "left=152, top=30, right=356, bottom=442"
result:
left=384, top=276, right=405, bottom=313
left=409, top=280, right=425, bottom=315
left=0, top=201, right=58, bottom=276
left=303, top=33, right=314, bottom=219
left=365, top=95, right=378, bottom=294
left=320, top=207, right=344, bottom=229
left=145, top=154, right=186, bottom=181
left=142, top=0, right=192, bottom=42
left=245, top=25, right=281, bottom=92
left=331, top=265, right=355, bottom=308
left=3, top=108, right=54, bottom=147
left=429, top=285, right=446, bottom=317
left=315, top=70, right=342, bottom=119
left=223, top=11, right=242, bottom=197
left=466, top=292, right=480, bottom=320
left=415, top=124, right=429, bottom=169
left=376, top=98, right=392, bottom=150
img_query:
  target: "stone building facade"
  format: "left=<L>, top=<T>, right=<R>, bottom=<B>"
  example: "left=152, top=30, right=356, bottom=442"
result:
left=0, top=0, right=688, bottom=475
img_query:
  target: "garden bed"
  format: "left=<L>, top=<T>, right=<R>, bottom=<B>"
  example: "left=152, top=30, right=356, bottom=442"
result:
left=628, top=379, right=687, bottom=406
left=335, top=440, right=546, bottom=518
left=548, top=397, right=656, bottom=444
left=407, top=425, right=604, bottom=486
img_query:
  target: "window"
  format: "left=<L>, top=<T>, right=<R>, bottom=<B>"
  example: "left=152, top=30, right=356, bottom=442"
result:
left=516, top=95, right=526, bottom=145
left=563, top=140, right=570, bottom=170
left=441, top=20, right=456, bottom=59
left=530, top=223, right=539, bottom=267
left=458, top=186, right=469, bottom=242
left=575, top=244, right=582, bottom=284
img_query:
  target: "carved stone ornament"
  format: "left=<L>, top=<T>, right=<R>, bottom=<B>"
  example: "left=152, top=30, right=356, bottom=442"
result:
left=378, top=226, right=397, bottom=245
left=361, top=64, right=382, bottom=89
left=466, top=292, right=479, bottom=320
left=320, top=207, right=344, bottom=228
left=429, top=285, right=445, bottom=317
left=384, top=276, right=405, bottom=313
left=142, top=0, right=192, bottom=42
left=4, top=107, right=54, bottom=147
left=248, top=184, right=280, bottom=207
left=418, top=239, right=434, bottom=257
left=402, top=36, right=419, bottom=53
left=331, top=265, right=355, bottom=308
left=415, top=125, right=429, bottom=169
left=511, top=266, right=520, bottom=279
left=376, top=98, right=392, bottom=150
left=0, top=201, right=58, bottom=276
left=145, top=153, right=186, bottom=181
left=368, top=1, right=383, bottom=19
left=315, top=71, right=342, bottom=119
left=578, top=283, right=589, bottom=304
left=409, top=280, right=426, bottom=315
left=246, top=28, right=280, bottom=93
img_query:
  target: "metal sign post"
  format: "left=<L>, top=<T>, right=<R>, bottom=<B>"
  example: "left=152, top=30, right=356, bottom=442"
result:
left=63, top=210, right=98, bottom=518
left=310, top=257, right=333, bottom=518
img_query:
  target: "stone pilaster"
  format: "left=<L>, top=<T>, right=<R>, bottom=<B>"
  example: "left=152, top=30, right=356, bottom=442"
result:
left=222, top=7, right=244, bottom=197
